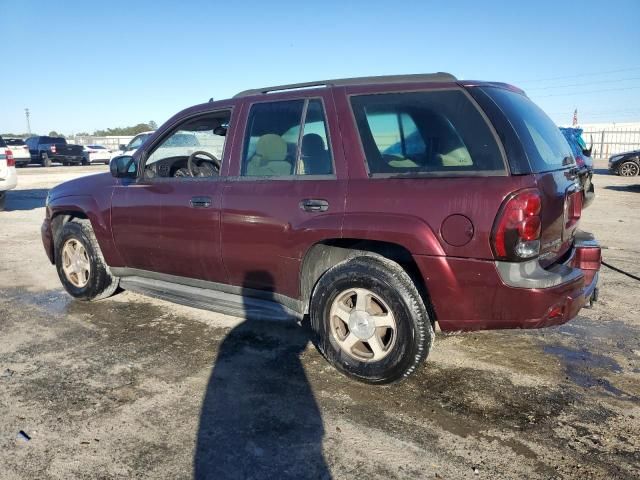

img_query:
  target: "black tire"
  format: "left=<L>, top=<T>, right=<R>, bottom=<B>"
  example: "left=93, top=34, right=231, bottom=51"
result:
left=41, top=152, right=52, bottom=167
left=82, top=156, right=89, bottom=166
left=618, top=160, right=639, bottom=177
left=54, top=218, right=119, bottom=301
left=0, top=192, right=5, bottom=211
left=310, top=253, right=433, bottom=384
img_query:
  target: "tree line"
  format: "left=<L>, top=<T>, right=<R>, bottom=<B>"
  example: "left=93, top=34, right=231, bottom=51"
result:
left=1, top=121, right=158, bottom=139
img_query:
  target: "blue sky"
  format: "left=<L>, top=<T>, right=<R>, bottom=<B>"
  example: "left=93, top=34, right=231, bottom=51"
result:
left=1, top=0, right=639, bottom=134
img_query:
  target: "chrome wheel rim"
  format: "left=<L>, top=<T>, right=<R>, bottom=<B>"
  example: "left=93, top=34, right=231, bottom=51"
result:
left=62, top=239, right=90, bottom=288
left=620, top=162, right=639, bottom=176
left=329, top=287, right=397, bottom=362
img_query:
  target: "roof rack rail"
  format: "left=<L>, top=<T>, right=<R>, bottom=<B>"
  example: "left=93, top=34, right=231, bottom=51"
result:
left=233, top=72, right=457, bottom=98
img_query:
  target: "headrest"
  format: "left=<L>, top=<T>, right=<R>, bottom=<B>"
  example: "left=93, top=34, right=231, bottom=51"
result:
left=255, top=134, right=287, bottom=161
left=302, top=133, right=325, bottom=155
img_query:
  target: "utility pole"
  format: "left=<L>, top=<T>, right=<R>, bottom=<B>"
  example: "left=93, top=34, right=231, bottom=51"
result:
left=25, top=108, right=31, bottom=135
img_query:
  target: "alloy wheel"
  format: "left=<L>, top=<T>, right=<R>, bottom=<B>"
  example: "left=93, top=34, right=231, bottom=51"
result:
left=329, top=287, right=397, bottom=362
left=61, top=239, right=91, bottom=288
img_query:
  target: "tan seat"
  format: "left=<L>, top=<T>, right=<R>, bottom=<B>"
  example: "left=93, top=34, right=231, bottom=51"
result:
left=246, top=134, right=292, bottom=176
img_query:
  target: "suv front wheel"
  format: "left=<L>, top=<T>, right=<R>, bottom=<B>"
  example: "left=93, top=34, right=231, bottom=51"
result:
left=310, top=254, right=433, bottom=384
left=55, top=218, right=119, bottom=300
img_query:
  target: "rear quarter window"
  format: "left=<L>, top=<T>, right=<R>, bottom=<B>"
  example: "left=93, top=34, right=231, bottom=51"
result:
left=350, top=89, right=505, bottom=176
left=477, top=87, right=574, bottom=173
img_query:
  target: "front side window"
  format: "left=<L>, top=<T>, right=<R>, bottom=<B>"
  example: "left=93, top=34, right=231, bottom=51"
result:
left=350, top=90, right=504, bottom=175
left=143, top=111, right=230, bottom=179
left=242, top=99, right=333, bottom=177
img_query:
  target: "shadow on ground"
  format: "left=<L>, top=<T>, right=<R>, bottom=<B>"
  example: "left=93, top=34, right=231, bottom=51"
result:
left=3, top=188, right=48, bottom=211
left=604, top=184, right=640, bottom=193
left=194, top=271, right=330, bottom=480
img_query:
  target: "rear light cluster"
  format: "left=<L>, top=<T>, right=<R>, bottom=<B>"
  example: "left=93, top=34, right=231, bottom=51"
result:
left=575, top=155, right=585, bottom=168
left=50, top=145, right=57, bottom=153
left=565, top=191, right=582, bottom=229
left=5, top=149, right=15, bottom=167
left=492, top=189, right=542, bottom=261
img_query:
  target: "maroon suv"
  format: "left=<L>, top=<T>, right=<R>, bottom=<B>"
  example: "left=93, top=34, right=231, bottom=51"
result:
left=41, top=73, right=601, bottom=383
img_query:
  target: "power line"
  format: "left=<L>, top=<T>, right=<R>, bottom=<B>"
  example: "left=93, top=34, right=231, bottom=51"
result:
left=526, top=76, right=640, bottom=91
left=515, top=66, right=640, bottom=84
left=534, top=85, right=640, bottom=98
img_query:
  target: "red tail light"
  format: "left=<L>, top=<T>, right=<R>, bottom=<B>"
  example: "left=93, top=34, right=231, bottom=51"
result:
left=50, top=145, right=57, bottom=153
left=565, top=191, right=582, bottom=229
left=5, top=149, right=15, bottom=167
left=575, top=155, right=585, bottom=168
left=491, top=189, right=542, bottom=261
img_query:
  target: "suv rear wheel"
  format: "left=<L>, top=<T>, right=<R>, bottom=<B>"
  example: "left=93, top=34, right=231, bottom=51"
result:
left=55, top=218, right=119, bottom=300
left=310, top=254, right=433, bottom=384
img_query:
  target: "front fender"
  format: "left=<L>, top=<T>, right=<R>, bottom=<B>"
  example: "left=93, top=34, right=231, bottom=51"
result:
left=48, top=194, right=123, bottom=267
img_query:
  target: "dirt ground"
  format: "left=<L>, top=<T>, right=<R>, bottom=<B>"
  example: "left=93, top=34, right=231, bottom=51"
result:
left=0, top=162, right=638, bottom=479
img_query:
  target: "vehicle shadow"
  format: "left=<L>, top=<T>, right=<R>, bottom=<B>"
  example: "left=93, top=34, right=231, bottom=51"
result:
left=604, top=184, right=640, bottom=193
left=3, top=188, right=48, bottom=211
left=193, top=271, right=330, bottom=480
left=592, top=167, right=611, bottom=175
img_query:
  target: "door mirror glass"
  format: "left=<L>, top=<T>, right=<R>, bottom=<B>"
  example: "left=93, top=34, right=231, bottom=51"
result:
left=110, top=155, right=137, bottom=178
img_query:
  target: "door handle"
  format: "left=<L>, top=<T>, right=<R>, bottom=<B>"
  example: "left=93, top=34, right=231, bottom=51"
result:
left=299, top=199, right=329, bottom=212
left=190, top=196, right=212, bottom=208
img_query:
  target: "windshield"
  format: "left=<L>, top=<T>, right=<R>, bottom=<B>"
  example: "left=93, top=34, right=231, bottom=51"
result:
left=127, top=133, right=152, bottom=150
left=480, top=87, right=574, bottom=172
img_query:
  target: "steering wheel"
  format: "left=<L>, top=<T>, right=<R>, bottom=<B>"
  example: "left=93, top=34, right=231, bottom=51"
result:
left=187, top=151, right=221, bottom=177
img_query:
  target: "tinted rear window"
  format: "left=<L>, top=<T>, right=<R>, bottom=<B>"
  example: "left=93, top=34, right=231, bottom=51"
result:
left=479, top=88, right=574, bottom=172
left=350, top=90, right=505, bottom=175
left=5, top=139, right=26, bottom=146
left=41, top=136, right=66, bottom=144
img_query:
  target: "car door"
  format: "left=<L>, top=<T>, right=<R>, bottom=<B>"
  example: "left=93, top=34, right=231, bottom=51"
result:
left=221, top=93, right=347, bottom=299
left=110, top=106, right=235, bottom=283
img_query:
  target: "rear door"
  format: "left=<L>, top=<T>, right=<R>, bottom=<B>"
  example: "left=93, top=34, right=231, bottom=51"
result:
left=469, top=86, right=581, bottom=264
left=221, top=92, right=347, bottom=299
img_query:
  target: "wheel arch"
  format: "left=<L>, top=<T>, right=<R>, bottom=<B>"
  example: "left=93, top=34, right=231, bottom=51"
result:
left=299, top=238, right=436, bottom=324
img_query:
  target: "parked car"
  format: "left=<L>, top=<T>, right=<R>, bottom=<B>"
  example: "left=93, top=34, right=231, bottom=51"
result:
left=0, top=136, right=17, bottom=211
left=83, top=145, right=111, bottom=165
left=560, top=127, right=595, bottom=207
left=4, top=138, right=31, bottom=167
left=41, top=73, right=601, bottom=384
left=26, top=136, right=84, bottom=167
left=609, top=149, right=640, bottom=176
left=110, top=131, right=155, bottom=160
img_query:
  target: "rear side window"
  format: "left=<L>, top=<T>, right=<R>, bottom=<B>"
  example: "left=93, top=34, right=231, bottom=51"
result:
left=479, top=87, right=574, bottom=172
left=41, top=136, right=65, bottom=144
left=350, top=90, right=504, bottom=175
left=242, top=99, right=333, bottom=177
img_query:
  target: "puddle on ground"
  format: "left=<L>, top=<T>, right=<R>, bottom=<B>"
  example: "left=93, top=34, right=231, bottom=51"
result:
left=543, top=345, right=628, bottom=397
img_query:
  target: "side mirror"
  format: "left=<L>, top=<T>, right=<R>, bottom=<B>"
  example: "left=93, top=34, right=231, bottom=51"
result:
left=582, top=147, right=592, bottom=157
left=119, top=144, right=127, bottom=151
left=110, top=155, right=137, bottom=178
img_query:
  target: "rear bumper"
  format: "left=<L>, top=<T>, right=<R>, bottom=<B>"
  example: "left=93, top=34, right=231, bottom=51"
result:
left=416, top=232, right=601, bottom=331
left=0, top=171, right=18, bottom=191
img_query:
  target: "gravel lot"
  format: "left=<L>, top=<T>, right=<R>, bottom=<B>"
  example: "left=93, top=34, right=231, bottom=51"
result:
left=0, top=162, right=638, bottom=479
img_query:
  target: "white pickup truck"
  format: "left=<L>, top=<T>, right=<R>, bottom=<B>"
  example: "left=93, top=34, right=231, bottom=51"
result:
left=0, top=136, right=18, bottom=211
